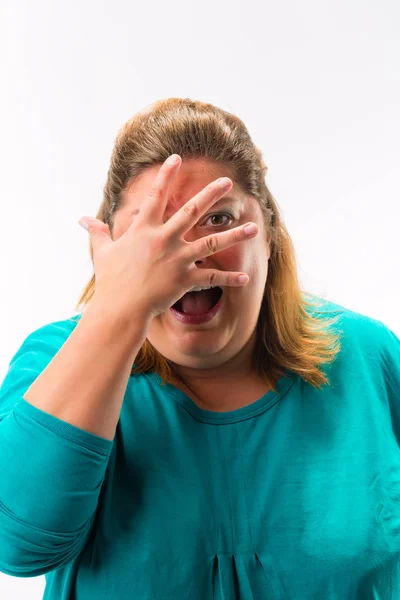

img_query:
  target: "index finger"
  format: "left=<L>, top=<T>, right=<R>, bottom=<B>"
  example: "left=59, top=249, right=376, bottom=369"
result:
left=164, top=176, right=232, bottom=238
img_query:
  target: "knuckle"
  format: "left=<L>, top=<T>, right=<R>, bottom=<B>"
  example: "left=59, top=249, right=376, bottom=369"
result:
left=207, top=271, right=218, bottom=286
left=204, top=234, right=218, bottom=254
left=182, top=201, right=199, bottom=218
left=148, top=185, right=162, bottom=201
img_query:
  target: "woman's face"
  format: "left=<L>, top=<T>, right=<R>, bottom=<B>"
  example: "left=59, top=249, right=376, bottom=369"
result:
left=112, top=159, right=271, bottom=381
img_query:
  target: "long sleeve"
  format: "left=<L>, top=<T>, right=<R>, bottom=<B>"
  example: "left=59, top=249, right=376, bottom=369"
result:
left=2, top=303, right=400, bottom=599
left=379, top=323, right=400, bottom=443
left=0, top=320, right=114, bottom=578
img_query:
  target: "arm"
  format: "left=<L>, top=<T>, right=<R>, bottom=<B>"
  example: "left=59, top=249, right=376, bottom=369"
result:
left=23, top=298, right=150, bottom=441
left=0, top=300, right=150, bottom=576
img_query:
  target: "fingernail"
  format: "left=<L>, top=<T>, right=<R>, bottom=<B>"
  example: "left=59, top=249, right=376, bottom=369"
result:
left=244, top=224, right=257, bottom=235
left=217, top=177, right=231, bottom=189
left=167, top=154, right=180, bottom=165
left=79, top=219, right=89, bottom=230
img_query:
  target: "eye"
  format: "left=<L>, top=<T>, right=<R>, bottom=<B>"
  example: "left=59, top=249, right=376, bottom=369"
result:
left=202, top=213, right=234, bottom=227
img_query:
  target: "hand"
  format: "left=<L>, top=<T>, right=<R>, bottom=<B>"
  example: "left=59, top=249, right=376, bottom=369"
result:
left=78, top=154, right=258, bottom=320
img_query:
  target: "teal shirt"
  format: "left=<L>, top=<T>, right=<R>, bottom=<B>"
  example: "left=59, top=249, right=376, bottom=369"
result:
left=0, top=299, right=400, bottom=599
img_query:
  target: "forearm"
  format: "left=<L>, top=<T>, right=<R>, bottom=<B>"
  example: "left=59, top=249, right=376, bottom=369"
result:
left=23, top=298, right=150, bottom=441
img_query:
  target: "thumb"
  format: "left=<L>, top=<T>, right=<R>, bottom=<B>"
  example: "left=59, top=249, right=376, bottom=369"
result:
left=78, top=217, right=112, bottom=248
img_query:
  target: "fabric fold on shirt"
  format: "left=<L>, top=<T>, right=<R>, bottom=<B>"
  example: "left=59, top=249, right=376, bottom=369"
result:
left=0, top=320, right=113, bottom=576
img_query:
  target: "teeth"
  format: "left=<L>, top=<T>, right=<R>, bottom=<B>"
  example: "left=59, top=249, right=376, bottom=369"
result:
left=190, top=285, right=218, bottom=292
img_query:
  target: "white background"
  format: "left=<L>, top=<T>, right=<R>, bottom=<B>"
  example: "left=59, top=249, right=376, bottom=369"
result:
left=1, top=0, right=399, bottom=597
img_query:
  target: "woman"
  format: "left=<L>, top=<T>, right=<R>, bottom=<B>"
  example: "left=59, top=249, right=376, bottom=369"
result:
left=0, top=98, right=399, bottom=599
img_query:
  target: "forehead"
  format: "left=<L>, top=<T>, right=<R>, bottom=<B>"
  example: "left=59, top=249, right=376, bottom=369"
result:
left=122, top=159, right=244, bottom=209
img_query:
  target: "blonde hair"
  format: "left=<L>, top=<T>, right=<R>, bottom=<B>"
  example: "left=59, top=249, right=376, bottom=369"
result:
left=75, top=97, right=342, bottom=392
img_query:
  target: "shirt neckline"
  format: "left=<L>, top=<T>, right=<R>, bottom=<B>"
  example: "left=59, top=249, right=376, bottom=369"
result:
left=147, top=368, right=297, bottom=424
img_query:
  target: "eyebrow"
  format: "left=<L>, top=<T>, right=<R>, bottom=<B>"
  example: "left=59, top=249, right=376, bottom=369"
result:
left=130, top=196, right=243, bottom=216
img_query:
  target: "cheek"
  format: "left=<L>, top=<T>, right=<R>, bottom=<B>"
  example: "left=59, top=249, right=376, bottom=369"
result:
left=212, top=245, right=246, bottom=267
left=246, top=245, right=269, bottom=282
left=214, top=245, right=265, bottom=284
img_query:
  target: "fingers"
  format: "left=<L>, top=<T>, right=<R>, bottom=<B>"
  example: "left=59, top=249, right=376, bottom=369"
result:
left=138, top=154, right=182, bottom=223
left=183, top=222, right=258, bottom=263
left=189, top=268, right=250, bottom=289
left=164, top=176, right=233, bottom=238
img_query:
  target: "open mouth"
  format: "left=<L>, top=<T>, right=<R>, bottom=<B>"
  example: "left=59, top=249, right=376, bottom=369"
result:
left=172, top=286, right=223, bottom=314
